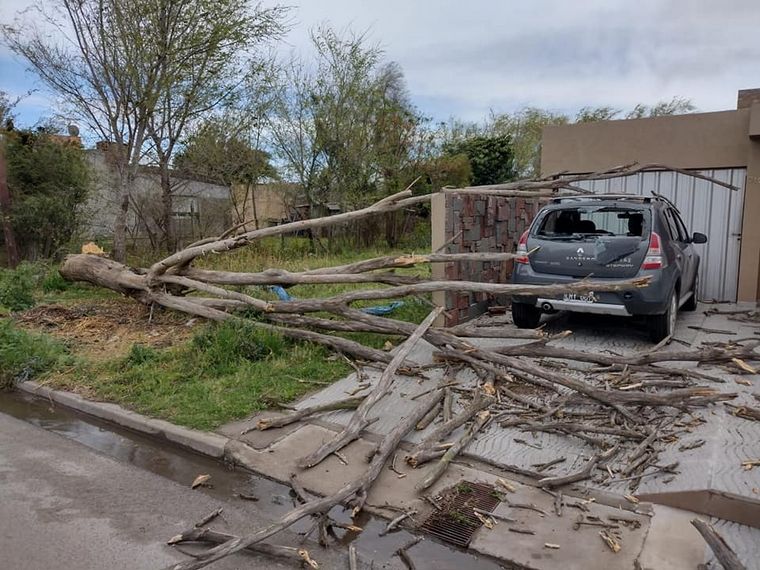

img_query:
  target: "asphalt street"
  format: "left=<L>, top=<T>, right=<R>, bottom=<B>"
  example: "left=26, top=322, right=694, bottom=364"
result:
left=0, top=410, right=349, bottom=570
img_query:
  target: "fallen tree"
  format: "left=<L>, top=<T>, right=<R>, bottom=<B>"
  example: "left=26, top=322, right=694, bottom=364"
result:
left=54, top=165, right=756, bottom=569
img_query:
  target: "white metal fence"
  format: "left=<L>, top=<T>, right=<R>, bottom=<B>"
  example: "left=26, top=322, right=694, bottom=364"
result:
left=576, top=169, right=746, bottom=302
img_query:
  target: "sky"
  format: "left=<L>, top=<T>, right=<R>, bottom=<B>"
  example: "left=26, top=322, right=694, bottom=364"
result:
left=2, top=0, right=760, bottom=131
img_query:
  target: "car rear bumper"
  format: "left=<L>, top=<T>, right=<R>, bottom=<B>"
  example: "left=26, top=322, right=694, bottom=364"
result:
left=534, top=297, right=632, bottom=316
left=511, top=265, right=675, bottom=316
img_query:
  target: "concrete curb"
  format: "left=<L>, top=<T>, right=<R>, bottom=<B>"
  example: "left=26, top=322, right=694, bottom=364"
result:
left=17, top=381, right=229, bottom=458
left=14, top=381, right=712, bottom=570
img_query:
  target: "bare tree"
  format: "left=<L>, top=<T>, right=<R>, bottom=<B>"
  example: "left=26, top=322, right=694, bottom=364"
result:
left=4, top=0, right=287, bottom=260
left=146, top=2, right=287, bottom=253
left=3, top=0, right=166, bottom=261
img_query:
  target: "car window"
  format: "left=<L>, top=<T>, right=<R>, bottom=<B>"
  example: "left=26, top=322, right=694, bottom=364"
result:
left=536, top=206, right=650, bottom=239
left=663, top=208, right=683, bottom=242
left=672, top=209, right=690, bottom=241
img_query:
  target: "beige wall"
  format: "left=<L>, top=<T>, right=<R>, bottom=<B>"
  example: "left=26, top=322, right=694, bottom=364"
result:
left=542, top=109, right=752, bottom=173
left=232, top=183, right=297, bottom=227
left=541, top=106, right=760, bottom=302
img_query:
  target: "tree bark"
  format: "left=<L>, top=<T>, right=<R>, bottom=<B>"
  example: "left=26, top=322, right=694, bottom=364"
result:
left=691, top=519, right=746, bottom=570
left=162, top=388, right=443, bottom=570
left=297, top=308, right=442, bottom=469
left=160, top=159, right=175, bottom=253
left=167, top=527, right=318, bottom=567
left=0, top=141, right=20, bottom=268
left=113, top=170, right=130, bottom=263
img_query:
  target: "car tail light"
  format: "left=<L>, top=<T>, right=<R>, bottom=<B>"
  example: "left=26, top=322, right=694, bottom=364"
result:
left=515, top=230, right=530, bottom=264
left=641, top=232, right=666, bottom=270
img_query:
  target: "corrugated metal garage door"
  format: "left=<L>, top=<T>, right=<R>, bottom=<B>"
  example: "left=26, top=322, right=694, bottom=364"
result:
left=575, top=169, right=745, bottom=302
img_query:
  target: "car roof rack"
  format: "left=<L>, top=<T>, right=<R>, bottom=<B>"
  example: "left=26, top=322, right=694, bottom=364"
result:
left=650, top=191, right=678, bottom=209
left=550, top=193, right=652, bottom=204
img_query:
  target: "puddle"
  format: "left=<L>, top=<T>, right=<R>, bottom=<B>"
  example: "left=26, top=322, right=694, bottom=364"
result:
left=0, top=391, right=501, bottom=569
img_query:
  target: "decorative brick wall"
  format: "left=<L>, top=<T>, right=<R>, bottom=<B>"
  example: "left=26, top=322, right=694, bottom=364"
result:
left=431, top=192, right=546, bottom=326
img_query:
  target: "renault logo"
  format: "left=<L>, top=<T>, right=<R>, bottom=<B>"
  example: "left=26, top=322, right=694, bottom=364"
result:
left=576, top=247, right=584, bottom=254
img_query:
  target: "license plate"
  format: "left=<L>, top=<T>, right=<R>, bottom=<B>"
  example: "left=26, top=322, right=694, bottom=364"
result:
left=563, top=292, right=596, bottom=303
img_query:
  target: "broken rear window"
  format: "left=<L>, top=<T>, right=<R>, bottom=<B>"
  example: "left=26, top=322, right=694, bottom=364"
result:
left=536, top=206, right=650, bottom=239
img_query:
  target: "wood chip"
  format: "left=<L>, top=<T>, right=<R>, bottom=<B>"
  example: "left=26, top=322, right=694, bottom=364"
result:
left=678, top=439, right=706, bottom=451
left=732, top=358, right=757, bottom=374
left=741, top=459, right=760, bottom=471
left=496, top=478, right=516, bottom=493
left=623, top=494, right=639, bottom=504
left=191, top=474, right=211, bottom=489
left=544, top=543, right=561, bottom=549
left=599, top=529, right=621, bottom=553
left=473, top=511, right=495, bottom=529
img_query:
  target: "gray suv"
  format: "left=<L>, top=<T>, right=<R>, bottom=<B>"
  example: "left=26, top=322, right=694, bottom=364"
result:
left=510, top=195, right=707, bottom=342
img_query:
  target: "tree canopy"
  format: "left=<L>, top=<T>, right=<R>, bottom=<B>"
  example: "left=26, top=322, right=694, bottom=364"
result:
left=4, top=129, right=89, bottom=259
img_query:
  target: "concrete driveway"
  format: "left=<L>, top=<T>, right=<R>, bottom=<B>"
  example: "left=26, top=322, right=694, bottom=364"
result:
left=228, top=302, right=760, bottom=569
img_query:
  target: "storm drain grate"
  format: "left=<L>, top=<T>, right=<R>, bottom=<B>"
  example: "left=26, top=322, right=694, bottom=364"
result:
left=419, top=481, right=501, bottom=547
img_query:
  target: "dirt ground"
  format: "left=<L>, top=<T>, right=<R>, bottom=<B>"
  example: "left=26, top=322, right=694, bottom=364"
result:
left=14, top=298, right=198, bottom=360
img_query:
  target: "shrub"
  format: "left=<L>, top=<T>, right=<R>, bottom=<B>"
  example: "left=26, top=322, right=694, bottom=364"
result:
left=123, top=344, right=161, bottom=367
left=0, top=264, right=37, bottom=311
left=42, top=267, right=70, bottom=293
left=191, top=320, right=288, bottom=375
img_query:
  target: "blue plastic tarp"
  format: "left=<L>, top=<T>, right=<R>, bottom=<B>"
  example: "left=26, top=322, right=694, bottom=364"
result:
left=267, top=285, right=403, bottom=315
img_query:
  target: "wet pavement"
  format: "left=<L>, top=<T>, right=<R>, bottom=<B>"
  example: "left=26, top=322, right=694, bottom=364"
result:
left=0, top=391, right=502, bottom=570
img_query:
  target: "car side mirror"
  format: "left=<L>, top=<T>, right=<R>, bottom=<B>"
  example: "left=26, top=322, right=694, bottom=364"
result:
left=692, top=232, right=708, bottom=244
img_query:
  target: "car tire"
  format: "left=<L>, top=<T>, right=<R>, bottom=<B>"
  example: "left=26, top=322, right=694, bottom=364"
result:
left=648, top=290, right=678, bottom=343
left=682, top=274, right=698, bottom=312
left=512, top=302, right=542, bottom=329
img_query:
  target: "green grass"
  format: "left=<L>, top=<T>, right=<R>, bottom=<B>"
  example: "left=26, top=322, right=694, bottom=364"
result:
left=0, top=320, right=73, bottom=389
left=46, top=320, right=351, bottom=430
left=0, top=261, right=115, bottom=314
left=6, top=237, right=434, bottom=429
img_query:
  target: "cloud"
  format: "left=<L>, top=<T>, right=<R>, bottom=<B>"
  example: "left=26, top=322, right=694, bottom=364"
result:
left=2, top=0, right=759, bottom=126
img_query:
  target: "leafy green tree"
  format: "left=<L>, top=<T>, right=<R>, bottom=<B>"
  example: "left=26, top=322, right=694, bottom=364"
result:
left=626, top=96, right=696, bottom=119
left=486, top=108, right=569, bottom=179
left=5, top=129, right=89, bottom=259
left=174, top=116, right=279, bottom=227
left=268, top=27, right=429, bottom=247
left=443, top=134, right=515, bottom=186
left=146, top=2, right=287, bottom=252
left=175, top=119, right=278, bottom=187
left=485, top=98, right=695, bottom=178
left=575, top=106, right=622, bottom=123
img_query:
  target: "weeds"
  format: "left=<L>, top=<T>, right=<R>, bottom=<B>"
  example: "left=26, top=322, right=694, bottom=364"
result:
left=0, top=320, right=71, bottom=389
left=10, top=238, right=431, bottom=427
left=48, top=320, right=351, bottom=429
left=0, top=263, right=38, bottom=311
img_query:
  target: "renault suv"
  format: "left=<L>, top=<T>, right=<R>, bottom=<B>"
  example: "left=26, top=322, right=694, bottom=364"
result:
left=510, top=195, right=707, bottom=342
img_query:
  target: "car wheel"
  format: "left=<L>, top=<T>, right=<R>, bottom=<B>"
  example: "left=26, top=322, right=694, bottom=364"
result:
left=648, top=290, right=678, bottom=343
left=512, top=302, right=542, bottom=329
left=682, top=274, right=698, bottom=311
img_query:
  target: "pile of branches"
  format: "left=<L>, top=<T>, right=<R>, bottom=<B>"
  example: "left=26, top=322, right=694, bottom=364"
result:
left=57, top=164, right=753, bottom=570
